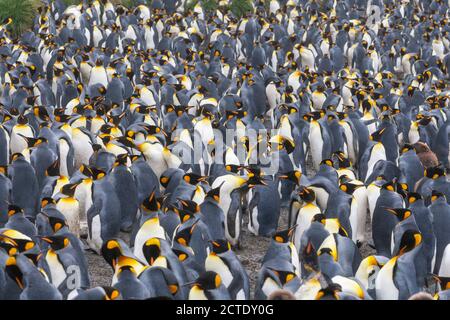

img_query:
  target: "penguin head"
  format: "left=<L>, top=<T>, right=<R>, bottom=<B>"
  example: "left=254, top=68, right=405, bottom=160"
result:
left=205, top=183, right=223, bottom=203
left=267, top=268, right=297, bottom=286
left=401, top=143, right=415, bottom=154
left=424, top=166, right=446, bottom=180
left=5, top=256, right=24, bottom=289
left=381, top=180, right=396, bottom=192
left=189, top=271, right=222, bottom=291
left=141, top=190, right=161, bottom=212
left=272, top=226, right=295, bottom=244
left=0, top=166, right=6, bottom=175
left=46, top=159, right=60, bottom=177
left=177, top=198, right=200, bottom=214
left=397, top=230, right=422, bottom=256
left=244, top=167, right=269, bottom=188
left=406, top=192, right=422, bottom=205
left=430, top=190, right=446, bottom=202
left=113, top=153, right=128, bottom=167
left=279, top=170, right=302, bottom=185
left=432, top=275, right=450, bottom=291
left=101, top=239, right=126, bottom=270
left=385, top=208, right=412, bottom=221
left=369, top=127, right=386, bottom=142
left=101, top=286, right=121, bottom=300
left=183, top=173, right=208, bottom=185
left=0, top=229, right=35, bottom=253
left=0, top=240, right=18, bottom=256
left=60, top=182, right=80, bottom=198
left=16, top=114, right=28, bottom=125
left=142, top=238, right=162, bottom=266
left=7, top=205, right=23, bottom=217
left=40, top=235, right=70, bottom=251
left=320, top=159, right=334, bottom=168
left=315, top=283, right=342, bottom=300
left=174, top=223, right=195, bottom=247
left=298, top=187, right=316, bottom=203
left=44, top=214, right=67, bottom=233
left=41, top=197, right=56, bottom=208
left=90, top=167, right=106, bottom=180
left=209, top=239, right=231, bottom=254
left=339, top=182, right=363, bottom=195
left=333, top=152, right=351, bottom=168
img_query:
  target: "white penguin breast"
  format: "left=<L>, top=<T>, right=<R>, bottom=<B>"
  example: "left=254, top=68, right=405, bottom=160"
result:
left=88, top=214, right=103, bottom=254
left=309, top=123, right=324, bottom=170
left=56, top=198, right=80, bottom=236
left=366, top=143, right=386, bottom=182
left=262, top=277, right=281, bottom=297
left=375, top=257, right=399, bottom=300
left=205, top=255, right=233, bottom=287
left=46, top=250, right=67, bottom=288
left=11, top=125, right=33, bottom=154
left=438, top=244, right=450, bottom=277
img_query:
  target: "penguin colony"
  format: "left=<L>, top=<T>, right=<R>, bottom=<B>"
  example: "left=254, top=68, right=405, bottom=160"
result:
left=0, top=0, right=449, bottom=301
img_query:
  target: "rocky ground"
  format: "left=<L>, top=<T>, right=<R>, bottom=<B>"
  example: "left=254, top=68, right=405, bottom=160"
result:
left=84, top=158, right=380, bottom=298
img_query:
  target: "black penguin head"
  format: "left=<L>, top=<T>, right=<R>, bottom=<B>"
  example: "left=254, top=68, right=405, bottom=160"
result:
left=279, top=170, right=302, bottom=185
left=397, top=230, right=422, bottom=256
left=101, top=286, right=121, bottom=300
left=141, top=190, right=161, bottom=212
left=191, top=271, right=222, bottom=290
left=142, top=238, right=162, bottom=266
left=79, top=164, right=93, bottom=178
left=46, top=159, right=60, bottom=177
left=0, top=241, right=18, bottom=256
left=40, top=235, right=70, bottom=251
left=299, top=187, right=316, bottom=203
left=41, top=197, right=56, bottom=208
left=401, top=143, right=414, bottom=154
left=320, top=159, right=334, bottom=168
left=90, top=167, right=106, bottom=180
left=406, top=192, right=422, bottom=204
left=205, top=183, right=223, bottom=202
left=312, top=213, right=326, bottom=224
left=7, top=205, right=23, bottom=217
left=183, top=173, right=207, bottom=185
left=17, top=114, right=28, bottom=125
left=334, top=151, right=351, bottom=168
left=113, top=153, right=128, bottom=167
left=177, top=198, right=200, bottom=214
left=424, top=166, right=445, bottom=180
left=431, top=190, right=446, bottom=202
left=45, top=214, right=67, bottom=233
left=267, top=268, right=297, bottom=286
left=385, top=208, right=412, bottom=221
left=60, top=182, right=80, bottom=197
left=272, top=226, right=295, bottom=243
left=209, top=239, right=231, bottom=254
left=315, top=283, right=342, bottom=300
left=370, top=127, right=386, bottom=142
left=174, top=224, right=195, bottom=247
left=244, top=167, right=269, bottom=188
left=101, top=239, right=124, bottom=270
left=432, top=275, right=450, bottom=291
left=5, top=256, right=24, bottom=289
left=381, top=180, right=396, bottom=192
left=339, top=182, right=363, bottom=195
